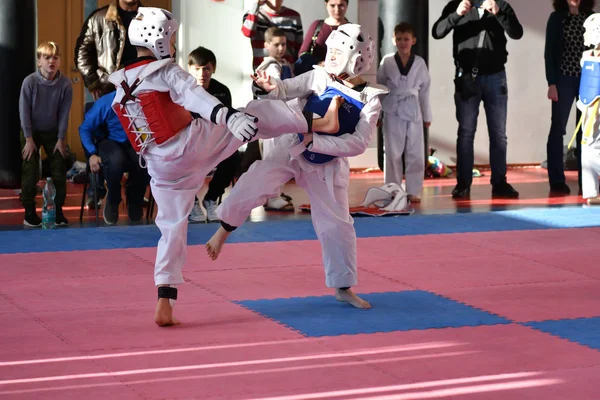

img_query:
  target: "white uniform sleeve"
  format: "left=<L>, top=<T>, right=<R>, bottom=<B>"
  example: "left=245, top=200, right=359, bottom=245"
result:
left=376, top=56, right=388, bottom=86
left=419, top=61, right=433, bottom=123
left=310, top=96, right=382, bottom=158
left=264, top=63, right=282, bottom=80
left=163, top=63, right=223, bottom=122
left=267, top=69, right=318, bottom=100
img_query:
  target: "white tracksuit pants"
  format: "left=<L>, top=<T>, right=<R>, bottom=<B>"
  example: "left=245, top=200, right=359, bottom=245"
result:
left=582, top=142, right=600, bottom=199
left=216, top=135, right=358, bottom=288
left=145, top=99, right=308, bottom=286
left=383, top=114, right=424, bottom=196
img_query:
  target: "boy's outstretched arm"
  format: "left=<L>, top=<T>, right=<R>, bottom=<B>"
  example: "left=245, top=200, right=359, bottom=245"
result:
left=165, top=65, right=258, bottom=142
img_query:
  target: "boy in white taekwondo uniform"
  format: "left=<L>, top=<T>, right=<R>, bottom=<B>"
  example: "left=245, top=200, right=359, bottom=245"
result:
left=206, top=24, right=389, bottom=309
left=109, top=7, right=341, bottom=326
left=578, top=13, right=600, bottom=205
left=377, top=22, right=432, bottom=203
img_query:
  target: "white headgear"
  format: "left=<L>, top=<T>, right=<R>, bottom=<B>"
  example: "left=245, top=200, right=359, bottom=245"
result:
left=129, top=7, right=179, bottom=59
left=584, top=13, right=600, bottom=48
left=324, top=24, right=375, bottom=79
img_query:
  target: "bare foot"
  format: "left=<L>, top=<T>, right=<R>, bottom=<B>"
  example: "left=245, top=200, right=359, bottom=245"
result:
left=313, top=95, right=344, bottom=134
left=154, top=298, right=181, bottom=327
left=408, top=195, right=421, bottom=203
left=587, top=197, right=600, bottom=205
left=206, top=227, right=231, bottom=260
left=335, top=288, right=372, bottom=309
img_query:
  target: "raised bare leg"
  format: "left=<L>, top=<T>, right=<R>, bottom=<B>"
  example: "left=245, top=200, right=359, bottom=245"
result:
left=335, top=288, right=372, bottom=309
left=206, top=226, right=232, bottom=260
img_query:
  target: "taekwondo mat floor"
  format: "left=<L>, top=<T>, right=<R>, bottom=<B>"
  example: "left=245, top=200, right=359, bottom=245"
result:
left=1, top=201, right=600, bottom=399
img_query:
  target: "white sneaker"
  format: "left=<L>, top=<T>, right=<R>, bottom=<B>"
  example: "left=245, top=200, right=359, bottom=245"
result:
left=188, top=202, right=206, bottom=223
left=202, top=199, right=219, bottom=222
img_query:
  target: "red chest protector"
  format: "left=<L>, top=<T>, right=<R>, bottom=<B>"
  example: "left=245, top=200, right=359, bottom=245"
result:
left=112, top=59, right=193, bottom=153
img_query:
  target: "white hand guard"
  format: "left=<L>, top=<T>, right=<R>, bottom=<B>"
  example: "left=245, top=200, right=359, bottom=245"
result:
left=226, top=110, right=259, bottom=142
left=211, top=105, right=259, bottom=142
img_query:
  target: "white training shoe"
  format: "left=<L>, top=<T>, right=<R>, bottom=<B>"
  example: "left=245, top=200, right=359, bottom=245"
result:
left=188, top=202, right=206, bottom=223
left=203, top=199, right=220, bottom=222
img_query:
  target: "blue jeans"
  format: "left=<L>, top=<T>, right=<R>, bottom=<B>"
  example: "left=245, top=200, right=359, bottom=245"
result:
left=548, top=74, right=582, bottom=185
left=455, top=70, right=508, bottom=187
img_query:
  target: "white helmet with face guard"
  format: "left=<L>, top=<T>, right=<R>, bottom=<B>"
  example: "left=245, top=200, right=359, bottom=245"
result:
left=324, top=23, right=375, bottom=79
left=129, top=7, right=179, bottom=59
left=584, top=13, right=600, bottom=48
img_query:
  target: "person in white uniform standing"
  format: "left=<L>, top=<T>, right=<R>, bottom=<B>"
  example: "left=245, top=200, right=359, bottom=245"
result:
left=377, top=22, right=432, bottom=203
left=109, top=7, right=342, bottom=326
left=206, top=24, right=389, bottom=309
left=577, top=13, right=600, bottom=205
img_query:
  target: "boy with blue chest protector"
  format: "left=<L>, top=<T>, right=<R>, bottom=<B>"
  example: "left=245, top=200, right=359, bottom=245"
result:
left=577, top=13, right=600, bottom=205
left=206, top=24, right=389, bottom=309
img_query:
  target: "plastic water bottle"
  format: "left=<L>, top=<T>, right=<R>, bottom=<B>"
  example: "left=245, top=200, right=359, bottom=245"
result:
left=42, top=177, right=56, bottom=229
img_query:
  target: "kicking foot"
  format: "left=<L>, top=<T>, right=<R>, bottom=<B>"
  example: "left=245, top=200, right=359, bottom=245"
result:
left=407, top=195, right=421, bottom=203
left=154, top=298, right=180, bottom=327
left=587, top=197, right=600, bottom=205
left=206, top=227, right=231, bottom=260
left=315, top=95, right=344, bottom=134
left=335, top=288, right=372, bottom=309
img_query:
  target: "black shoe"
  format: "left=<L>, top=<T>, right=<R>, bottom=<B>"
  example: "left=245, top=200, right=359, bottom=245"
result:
left=550, top=182, right=571, bottom=195
left=23, top=208, right=42, bottom=227
left=103, top=201, right=119, bottom=225
left=55, top=208, right=69, bottom=227
left=128, top=203, right=143, bottom=223
left=492, top=182, right=519, bottom=198
left=451, top=185, right=471, bottom=199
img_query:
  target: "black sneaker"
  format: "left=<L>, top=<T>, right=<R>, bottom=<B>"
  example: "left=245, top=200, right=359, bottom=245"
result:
left=451, top=185, right=471, bottom=199
left=492, top=182, right=519, bottom=198
left=23, top=209, right=42, bottom=227
left=55, top=208, right=69, bottom=227
left=103, top=201, right=119, bottom=225
left=550, top=182, right=571, bottom=195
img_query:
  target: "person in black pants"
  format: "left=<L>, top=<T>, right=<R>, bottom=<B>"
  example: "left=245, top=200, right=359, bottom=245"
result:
left=433, top=0, right=523, bottom=199
left=187, top=46, right=241, bottom=223
left=79, top=91, right=150, bottom=225
left=545, top=0, right=595, bottom=195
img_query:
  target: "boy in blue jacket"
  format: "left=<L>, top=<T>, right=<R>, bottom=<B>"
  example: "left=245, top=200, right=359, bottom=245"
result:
left=79, top=91, right=150, bottom=224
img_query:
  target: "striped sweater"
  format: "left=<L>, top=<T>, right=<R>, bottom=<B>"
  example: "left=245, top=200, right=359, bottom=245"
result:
left=241, top=3, right=303, bottom=70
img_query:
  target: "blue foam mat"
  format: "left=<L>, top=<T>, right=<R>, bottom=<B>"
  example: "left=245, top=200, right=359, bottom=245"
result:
left=1, top=206, right=599, bottom=254
left=525, top=317, right=600, bottom=351
left=235, top=290, right=511, bottom=337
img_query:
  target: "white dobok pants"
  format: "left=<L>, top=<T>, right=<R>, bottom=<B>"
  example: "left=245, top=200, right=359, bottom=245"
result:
left=216, top=134, right=358, bottom=289
left=145, top=99, right=308, bottom=286
left=582, top=142, right=600, bottom=199
left=383, top=114, right=424, bottom=196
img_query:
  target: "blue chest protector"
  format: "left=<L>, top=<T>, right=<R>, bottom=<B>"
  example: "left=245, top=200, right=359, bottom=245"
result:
left=281, top=65, right=293, bottom=80
left=298, top=86, right=365, bottom=164
left=580, top=60, right=600, bottom=106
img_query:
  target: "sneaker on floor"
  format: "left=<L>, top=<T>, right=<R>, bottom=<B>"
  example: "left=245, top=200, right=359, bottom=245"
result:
left=492, top=182, right=519, bottom=198
left=451, top=185, right=470, bottom=199
left=23, top=209, right=42, bottom=227
left=85, top=196, right=102, bottom=210
left=55, top=209, right=69, bottom=227
left=103, top=200, right=119, bottom=225
left=550, top=182, right=571, bottom=195
left=188, top=202, right=206, bottom=223
left=203, top=199, right=219, bottom=222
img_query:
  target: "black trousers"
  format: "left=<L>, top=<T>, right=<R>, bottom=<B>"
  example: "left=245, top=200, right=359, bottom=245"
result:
left=97, top=139, right=150, bottom=206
